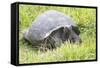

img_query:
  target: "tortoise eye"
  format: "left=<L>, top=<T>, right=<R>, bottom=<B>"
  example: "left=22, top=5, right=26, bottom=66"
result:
left=72, top=26, right=80, bottom=35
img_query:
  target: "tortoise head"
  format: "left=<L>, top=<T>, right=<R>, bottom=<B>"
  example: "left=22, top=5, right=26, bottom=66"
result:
left=63, top=26, right=82, bottom=43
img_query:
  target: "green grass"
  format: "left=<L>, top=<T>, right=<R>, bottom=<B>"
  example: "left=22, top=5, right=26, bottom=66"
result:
left=19, top=4, right=96, bottom=64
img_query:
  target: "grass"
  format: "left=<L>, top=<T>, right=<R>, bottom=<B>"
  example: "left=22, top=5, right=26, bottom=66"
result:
left=19, top=4, right=96, bottom=64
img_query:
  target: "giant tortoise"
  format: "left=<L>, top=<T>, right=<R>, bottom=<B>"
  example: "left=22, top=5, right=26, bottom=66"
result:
left=23, top=10, right=81, bottom=50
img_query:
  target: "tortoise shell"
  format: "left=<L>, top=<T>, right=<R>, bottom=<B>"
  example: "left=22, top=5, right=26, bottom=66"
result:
left=23, top=10, right=81, bottom=49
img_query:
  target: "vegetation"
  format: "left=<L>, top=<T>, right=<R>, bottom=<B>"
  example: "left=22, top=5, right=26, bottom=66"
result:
left=19, top=4, right=96, bottom=64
